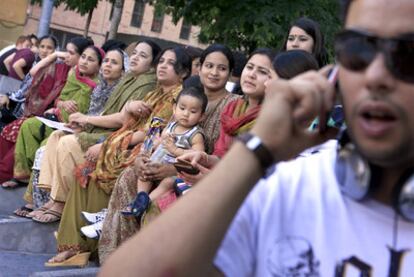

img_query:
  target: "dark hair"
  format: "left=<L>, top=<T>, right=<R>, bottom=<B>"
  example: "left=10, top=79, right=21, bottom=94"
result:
left=282, top=17, right=328, bottom=67
left=232, top=51, right=247, bottom=78
left=247, top=48, right=277, bottom=67
left=156, top=47, right=192, bottom=80
left=183, top=75, right=204, bottom=91
left=85, top=45, right=104, bottom=65
left=184, top=45, right=203, bottom=61
left=200, top=44, right=235, bottom=73
left=29, top=34, right=39, bottom=46
left=101, top=39, right=127, bottom=52
left=69, top=37, right=94, bottom=55
left=139, top=39, right=162, bottom=66
left=273, top=50, right=319, bottom=80
left=39, top=35, right=58, bottom=49
left=175, top=86, right=208, bottom=113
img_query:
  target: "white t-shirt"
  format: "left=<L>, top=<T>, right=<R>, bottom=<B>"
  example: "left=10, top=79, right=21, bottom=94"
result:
left=214, top=141, right=414, bottom=277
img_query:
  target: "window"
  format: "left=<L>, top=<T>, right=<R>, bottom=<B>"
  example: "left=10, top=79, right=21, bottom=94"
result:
left=179, top=19, right=191, bottom=40
left=130, top=0, right=145, bottom=28
left=151, top=9, right=164, bottom=33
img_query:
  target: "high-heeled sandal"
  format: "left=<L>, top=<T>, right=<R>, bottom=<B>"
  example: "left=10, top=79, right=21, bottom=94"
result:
left=44, top=252, right=91, bottom=267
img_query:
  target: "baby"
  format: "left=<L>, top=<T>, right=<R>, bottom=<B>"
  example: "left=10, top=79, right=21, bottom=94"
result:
left=121, top=86, right=208, bottom=219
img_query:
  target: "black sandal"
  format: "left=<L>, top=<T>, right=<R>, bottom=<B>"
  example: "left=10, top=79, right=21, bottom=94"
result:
left=13, top=205, right=34, bottom=218
left=1, top=178, right=28, bottom=189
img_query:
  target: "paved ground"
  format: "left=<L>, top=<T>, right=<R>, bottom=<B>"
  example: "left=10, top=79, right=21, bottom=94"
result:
left=0, top=250, right=99, bottom=276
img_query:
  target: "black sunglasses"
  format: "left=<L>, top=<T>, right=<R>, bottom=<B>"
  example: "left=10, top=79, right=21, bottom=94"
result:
left=335, top=29, right=414, bottom=83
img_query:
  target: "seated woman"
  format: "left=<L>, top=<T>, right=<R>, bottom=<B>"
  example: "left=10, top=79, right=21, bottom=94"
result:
left=0, top=36, right=91, bottom=186
left=24, top=40, right=160, bottom=221
left=98, top=43, right=240, bottom=263
left=119, top=87, right=208, bottom=221
left=178, top=50, right=321, bottom=183
left=0, top=35, right=59, bottom=130
left=1, top=45, right=101, bottom=190
left=42, top=47, right=192, bottom=267
left=13, top=48, right=126, bottom=218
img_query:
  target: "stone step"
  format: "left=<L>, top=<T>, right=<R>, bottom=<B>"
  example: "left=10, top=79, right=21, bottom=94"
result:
left=0, top=250, right=98, bottom=277
left=0, top=215, right=58, bottom=253
left=0, top=186, right=27, bottom=214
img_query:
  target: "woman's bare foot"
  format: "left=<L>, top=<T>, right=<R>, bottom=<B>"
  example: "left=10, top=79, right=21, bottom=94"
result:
left=47, top=249, right=78, bottom=263
left=13, top=204, right=34, bottom=217
left=26, top=200, right=54, bottom=218
left=32, top=201, right=64, bottom=223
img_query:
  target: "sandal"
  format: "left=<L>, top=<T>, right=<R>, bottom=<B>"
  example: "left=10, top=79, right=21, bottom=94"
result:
left=120, top=192, right=150, bottom=219
left=13, top=205, right=34, bottom=218
left=32, top=209, right=62, bottom=224
left=1, top=178, right=28, bottom=189
left=26, top=206, right=48, bottom=219
left=45, top=251, right=90, bottom=267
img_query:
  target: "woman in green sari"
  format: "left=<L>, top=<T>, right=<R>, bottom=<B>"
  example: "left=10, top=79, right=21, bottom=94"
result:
left=45, top=47, right=191, bottom=267
left=11, top=46, right=103, bottom=185
left=24, top=40, right=161, bottom=221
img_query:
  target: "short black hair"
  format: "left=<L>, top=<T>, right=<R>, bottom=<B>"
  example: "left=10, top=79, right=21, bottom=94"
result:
left=340, top=0, right=352, bottom=22
left=200, top=44, right=234, bottom=73
left=273, top=50, right=319, bottom=80
left=175, top=86, right=208, bottom=113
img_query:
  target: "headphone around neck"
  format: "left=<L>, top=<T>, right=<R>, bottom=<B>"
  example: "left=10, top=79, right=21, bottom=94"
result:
left=334, top=129, right=414, bottom=222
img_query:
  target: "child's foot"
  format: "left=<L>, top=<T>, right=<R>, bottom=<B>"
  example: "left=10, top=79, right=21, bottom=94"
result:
left=120, top=192, right=150, bottom=219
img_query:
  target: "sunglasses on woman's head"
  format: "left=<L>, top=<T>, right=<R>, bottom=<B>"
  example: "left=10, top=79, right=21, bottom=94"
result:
left=335, top=29, right=414, bottom=83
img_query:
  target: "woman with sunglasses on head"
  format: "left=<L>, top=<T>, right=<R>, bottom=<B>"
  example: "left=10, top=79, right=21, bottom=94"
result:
left=282, top=17, right=329, bottom=67
left=98, top=43, right=240, bottom=263
left=0, top=36, right=90, bottom=188
left=41, top=47, right=191, bottom=267
left=1, top=44, right=100, bottom=191
left=22, top=40, right=160, bottom=220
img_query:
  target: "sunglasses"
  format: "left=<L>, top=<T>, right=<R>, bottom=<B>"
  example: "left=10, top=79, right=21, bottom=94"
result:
left=335, top=29, right=414, bottom=83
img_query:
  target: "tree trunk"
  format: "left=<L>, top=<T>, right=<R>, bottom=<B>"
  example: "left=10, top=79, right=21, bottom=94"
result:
left=37, top=0, right=55, bottom=38
left=108, top=0, right=125, bottom=40
left=83, top=9, right=94, bottom=38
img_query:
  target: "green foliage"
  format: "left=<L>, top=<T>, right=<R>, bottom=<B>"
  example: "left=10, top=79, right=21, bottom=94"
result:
left=31, top=0, right=114, bottom=16
left=152, top=0, right=341, bottom=56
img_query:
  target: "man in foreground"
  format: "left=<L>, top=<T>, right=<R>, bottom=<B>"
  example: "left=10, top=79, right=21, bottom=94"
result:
left=100, top=0, right=414, bottom=275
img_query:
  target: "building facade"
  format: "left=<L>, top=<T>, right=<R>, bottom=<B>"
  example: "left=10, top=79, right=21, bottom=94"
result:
left=23, top=0, right=206, bottom=49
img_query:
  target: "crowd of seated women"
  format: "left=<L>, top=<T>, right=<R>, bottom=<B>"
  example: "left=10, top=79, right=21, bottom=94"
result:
left=0, top=16, right=342, bottom=267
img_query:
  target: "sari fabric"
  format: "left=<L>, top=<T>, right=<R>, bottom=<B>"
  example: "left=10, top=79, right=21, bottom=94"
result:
left=0, top=62, right=70, bottom=183
left=213, top=98, right=260, bottom=157
left=77, top=70, right=156, bottom=151
left=90, top=84, right=182, bottom=194
left=199, top=92, right=240, bottom=154
left=13, top=70, right=96, bottom=181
